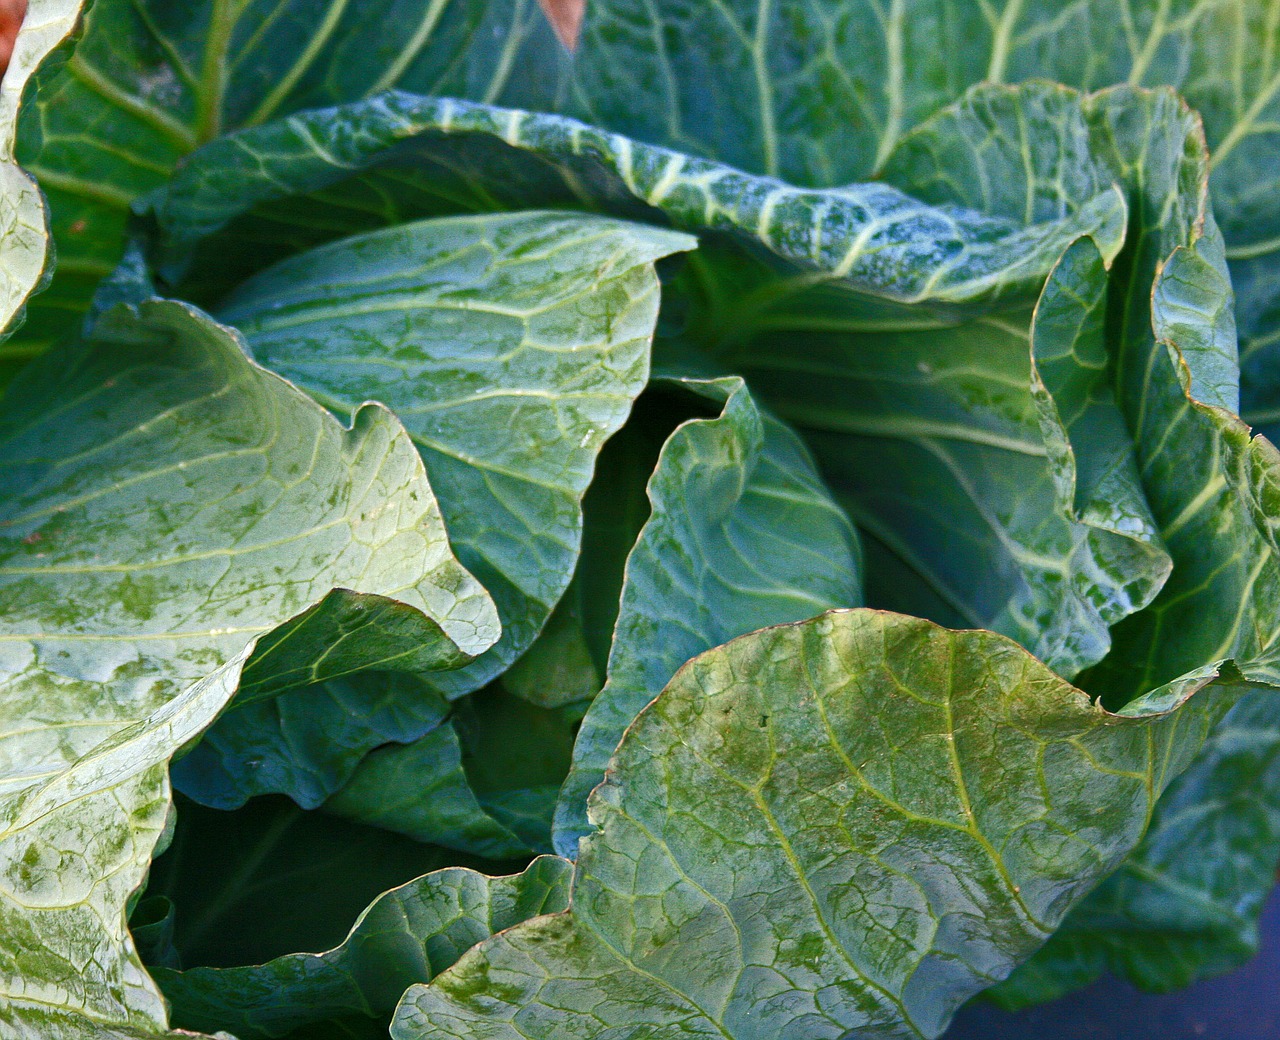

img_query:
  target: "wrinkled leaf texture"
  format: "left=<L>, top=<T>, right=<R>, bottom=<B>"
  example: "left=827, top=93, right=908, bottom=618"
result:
left=9, top=0, right=1280, bottom=1032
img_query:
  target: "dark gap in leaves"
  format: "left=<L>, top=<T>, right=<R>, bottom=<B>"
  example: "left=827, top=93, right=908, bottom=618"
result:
left=139, top=793, right=525, bottom=969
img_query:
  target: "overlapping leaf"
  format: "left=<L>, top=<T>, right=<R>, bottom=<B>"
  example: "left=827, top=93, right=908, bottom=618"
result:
left=168, top=211, right=688, bottom=812
left=145, top=90, right=1125, bottom=318
left=0, top=297, right=498, bottom=1037
left=8, top=0, right=568, bottom=357
left=553, top=371, right=862, bottom=856
left=396, top=610, right=1243, bottom=1040
left=323, top=685, right=578, bottom=858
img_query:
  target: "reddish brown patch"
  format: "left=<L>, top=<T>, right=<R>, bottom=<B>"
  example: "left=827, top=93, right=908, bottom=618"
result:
left=69, top=219, right=87, bottom=234
left=22, top=531, right=41, bottom=545
left=0, top=0, right=27, bottom=81
left=536, top=0, right=585, bottom=52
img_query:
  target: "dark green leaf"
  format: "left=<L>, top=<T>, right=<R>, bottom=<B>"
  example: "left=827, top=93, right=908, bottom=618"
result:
left=172, top=672, right=449, bottom=811
left=324, top=684, right=578, bottom=858
left=10, top=0, right=567, bottom=355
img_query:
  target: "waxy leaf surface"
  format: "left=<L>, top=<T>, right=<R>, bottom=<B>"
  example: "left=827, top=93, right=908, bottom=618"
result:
left=173, top=211, right=689, bottom=810
left=397, top=610, right=1242, bottom=1040
left=0, top=298, right=495, bottom=1038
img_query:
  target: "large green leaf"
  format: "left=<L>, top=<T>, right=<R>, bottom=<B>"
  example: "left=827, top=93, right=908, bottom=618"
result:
left=171, top=211, right=688, bottom=812
left=393, top=609, right=1246, bottom=1040
left=154, top=855, right=569, bottom=1040
left=0, top=298, right=496, bottom=1038
left=995, top=83, right=1280, bottom=995
left=564, top=0, right=1277, bottom=397
left=553, top=371, right=862, bottom=857
left=10, top=0, right=568, bottom=357
left=145, top=91, right=1125, bottom=317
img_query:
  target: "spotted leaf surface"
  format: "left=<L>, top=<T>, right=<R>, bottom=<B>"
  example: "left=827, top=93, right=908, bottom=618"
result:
left=396, top=610, right=1243, bottom=1040
left=0, top=298, right=495, bottom=1038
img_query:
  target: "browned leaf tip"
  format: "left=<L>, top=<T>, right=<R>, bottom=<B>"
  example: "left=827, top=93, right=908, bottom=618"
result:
left=537, top=0, right=585, bottom=52
left=0, top=0, right=26, bottom=80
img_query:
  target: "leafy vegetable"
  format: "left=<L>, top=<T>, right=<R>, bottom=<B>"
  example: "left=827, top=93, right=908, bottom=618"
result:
left=398, top=611, right=1241, bottom=1040
left=170, top=209, right=692, bottom=810
left=0, top=298, right=496, bottom=1037
left=8, top=1, right=1280, bottom=1037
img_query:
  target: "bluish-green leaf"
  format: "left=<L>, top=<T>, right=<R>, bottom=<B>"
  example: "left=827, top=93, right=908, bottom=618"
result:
left=553, top=371, right=861, bottom=857
left=171, top=211, right=688, bottom=810
left=0, top=297, right=497, bottom=1038
left=325, top=683, right=578, bottom=859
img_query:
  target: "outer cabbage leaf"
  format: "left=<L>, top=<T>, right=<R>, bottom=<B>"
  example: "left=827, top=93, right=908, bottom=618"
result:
left=145, top=91, right=1126, bottom=319
left=169, top=211, right=690, bottom=810
left=553, top=371, right=862, bottom=856
left=9, top=0, right=567, bottom=356
left=881, top=80, right=1280, bottom=1001
left=0, top=298, right=498, bottom=1038
left=394, top=609, right=1246, bottom=1040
